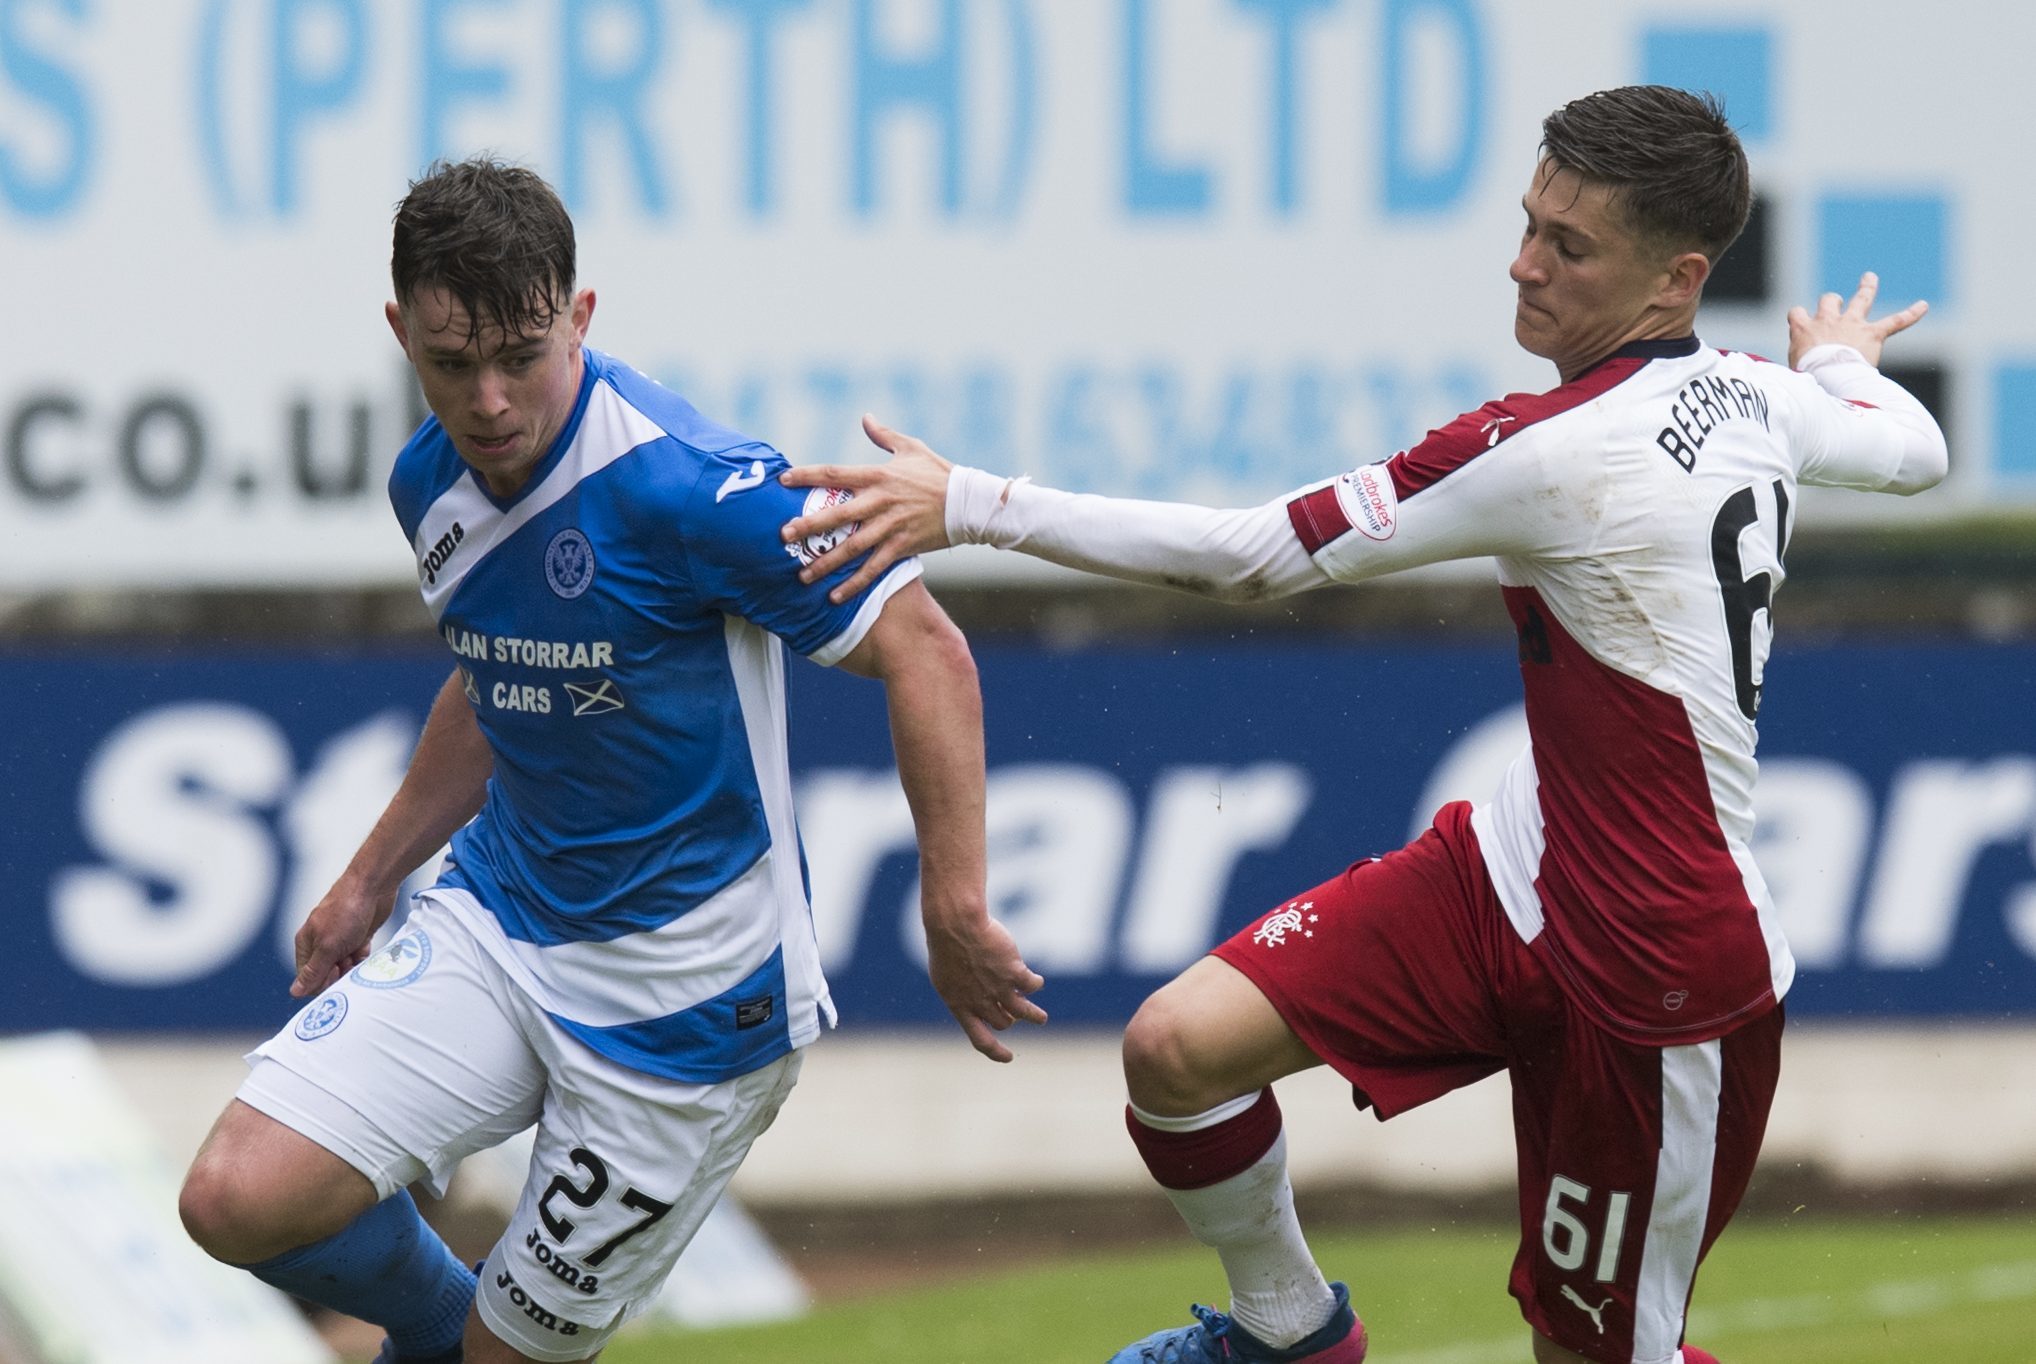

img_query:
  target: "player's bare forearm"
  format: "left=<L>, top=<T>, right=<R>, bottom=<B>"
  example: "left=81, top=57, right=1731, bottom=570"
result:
left=781, top=415, right=954, bottom=603
left=340, top=670, right=492, bottom=894
left=839, top=583, right=1047, bottom=1060
left=1787, top=271, right=1928, bottom=369
left=291, top=671, right=494, bottom=996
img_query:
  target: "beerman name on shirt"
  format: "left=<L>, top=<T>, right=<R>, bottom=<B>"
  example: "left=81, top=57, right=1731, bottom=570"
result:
left=1655, top=374, right=1773, bottom=472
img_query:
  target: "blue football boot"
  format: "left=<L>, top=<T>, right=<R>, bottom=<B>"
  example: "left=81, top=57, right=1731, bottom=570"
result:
left=1107, top=1281, right=1367, bottom=1363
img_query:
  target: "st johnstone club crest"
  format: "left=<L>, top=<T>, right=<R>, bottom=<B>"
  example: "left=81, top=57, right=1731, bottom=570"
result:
left=545, top=528, right=596, bottom=599
left=294, top=992, right=349, bottom=1041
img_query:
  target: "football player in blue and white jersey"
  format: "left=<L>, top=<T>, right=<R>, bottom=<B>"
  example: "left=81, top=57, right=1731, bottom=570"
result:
left=178, top=158, right=1046, bottom=1364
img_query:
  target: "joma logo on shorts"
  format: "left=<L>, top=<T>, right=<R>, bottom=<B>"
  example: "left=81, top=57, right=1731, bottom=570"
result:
left=422, top=522, right=465, bottom=585
left=495, top=1267, right=583, bottom=1335
left=525, top=1228, right=600, bottom=1295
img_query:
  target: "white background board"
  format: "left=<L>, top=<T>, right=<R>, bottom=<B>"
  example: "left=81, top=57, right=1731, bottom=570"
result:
left=1, top=0, right=2025, bottom=587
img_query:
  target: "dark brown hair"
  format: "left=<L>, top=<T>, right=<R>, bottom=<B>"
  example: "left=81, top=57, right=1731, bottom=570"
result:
left=1539, top=86, right=1751, bottom=261
left=391, top=157, right=576, bottom=342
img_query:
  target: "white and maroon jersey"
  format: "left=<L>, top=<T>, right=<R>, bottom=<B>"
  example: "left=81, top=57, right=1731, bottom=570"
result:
left=947, top=336, right=1946, bottom=1048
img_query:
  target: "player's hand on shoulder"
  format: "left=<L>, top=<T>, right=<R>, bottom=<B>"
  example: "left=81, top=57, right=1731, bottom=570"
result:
left=922, top=911, right=1048, bottom=1064
left=780, top=414, right=956, bottom=604
left=1787, top=271, right=1929, bottom=369
left=290, top=878, right=393, bottom=998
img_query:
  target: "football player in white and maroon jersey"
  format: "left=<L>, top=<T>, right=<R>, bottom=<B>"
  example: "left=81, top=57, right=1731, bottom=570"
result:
left=778, top=85, right=1947, bottom=1364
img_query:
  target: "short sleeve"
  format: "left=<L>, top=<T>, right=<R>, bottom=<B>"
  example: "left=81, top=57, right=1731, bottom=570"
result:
left=679, top=444, right=918, bottom=662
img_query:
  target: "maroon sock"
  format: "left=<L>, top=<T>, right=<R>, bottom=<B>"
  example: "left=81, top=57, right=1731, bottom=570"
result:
left=1125, top=1089, right=1284, bottom=1191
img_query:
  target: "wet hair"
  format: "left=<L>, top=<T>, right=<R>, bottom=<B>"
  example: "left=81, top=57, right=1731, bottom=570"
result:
left=391, top=157, right=576, bottom=343
left=1538, top=86, right=1751, bottom=261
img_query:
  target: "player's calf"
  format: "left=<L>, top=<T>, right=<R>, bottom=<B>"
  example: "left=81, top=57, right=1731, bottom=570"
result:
left=460, top=1306, right=599, bottom=1364
left=238, top=1192, right=475, bottom=1362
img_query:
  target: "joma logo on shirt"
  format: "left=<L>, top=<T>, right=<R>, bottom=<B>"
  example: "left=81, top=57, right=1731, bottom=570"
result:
left=421, top=522, right=465, bottom=585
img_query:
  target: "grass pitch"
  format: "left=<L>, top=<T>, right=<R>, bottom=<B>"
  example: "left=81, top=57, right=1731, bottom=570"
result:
left=603, top=1216, right=2036, bottom=1363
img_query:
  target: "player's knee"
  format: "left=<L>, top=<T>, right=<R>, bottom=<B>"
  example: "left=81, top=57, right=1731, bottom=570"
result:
left=178, top=1155, right=276, bottom=1265
left=1123, top=987, right=1226, bottom=1115
left=179, top=1141, right=333, bottom=1266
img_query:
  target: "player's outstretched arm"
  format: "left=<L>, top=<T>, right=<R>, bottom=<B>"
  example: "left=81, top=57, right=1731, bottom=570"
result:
left=837, top=581, right=1047, bottom=1063
left=781, top=415, right=955, bottom=601
left=290, top=670, right=493, bottom=998
left=1786, top=270, right=1927, bottom=368
left=785, top=415, right=1328, bottom=606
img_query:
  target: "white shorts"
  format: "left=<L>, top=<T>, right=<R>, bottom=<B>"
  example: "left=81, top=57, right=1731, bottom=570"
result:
left=239, top=898, right=804, bottom=1361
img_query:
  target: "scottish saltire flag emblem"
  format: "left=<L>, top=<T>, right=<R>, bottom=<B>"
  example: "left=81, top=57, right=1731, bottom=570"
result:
left=566, top=678, right=625, bottom=716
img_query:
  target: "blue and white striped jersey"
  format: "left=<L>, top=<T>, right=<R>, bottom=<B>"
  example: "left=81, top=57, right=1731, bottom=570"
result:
left=388, top=348, right=920, bottom=1083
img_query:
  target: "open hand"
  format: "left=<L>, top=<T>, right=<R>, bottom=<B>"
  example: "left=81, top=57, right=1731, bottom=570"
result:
left=1787, top=271, right=1928, bottom=369
left=781, top=415, right=955, bottom=603
left=923, top=913, right=1049, bottom=1063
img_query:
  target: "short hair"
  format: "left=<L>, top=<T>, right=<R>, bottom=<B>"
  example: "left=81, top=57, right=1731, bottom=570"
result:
left=391, top=157, right=576, bottom=343
left=1538, top=86, right=1751, bottom=261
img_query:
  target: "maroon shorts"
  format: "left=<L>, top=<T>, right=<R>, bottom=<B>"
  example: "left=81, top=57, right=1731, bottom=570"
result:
left=1212, top=802, right=1783, bottom=1364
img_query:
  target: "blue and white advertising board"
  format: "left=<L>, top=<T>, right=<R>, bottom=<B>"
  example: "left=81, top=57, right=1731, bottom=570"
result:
left=3, top=640, right=2031, bottom=1033
left=1, top=0, right=2031, bottom=589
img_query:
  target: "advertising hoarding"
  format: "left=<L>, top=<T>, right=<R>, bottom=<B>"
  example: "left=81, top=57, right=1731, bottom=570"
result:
left=1, top=0, right=2029, bottom=588
left=4, top=640, right=2031, bottom=1033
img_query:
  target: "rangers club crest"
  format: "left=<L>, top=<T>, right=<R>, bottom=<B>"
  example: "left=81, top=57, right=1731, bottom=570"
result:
left=1252, top=901, right=1319, bottom=947
left=545, top=528, right=596, bottom=599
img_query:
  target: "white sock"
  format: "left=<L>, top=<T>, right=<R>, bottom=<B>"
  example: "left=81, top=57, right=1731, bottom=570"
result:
left=1134, top=1107, right=1336, bottom=1348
